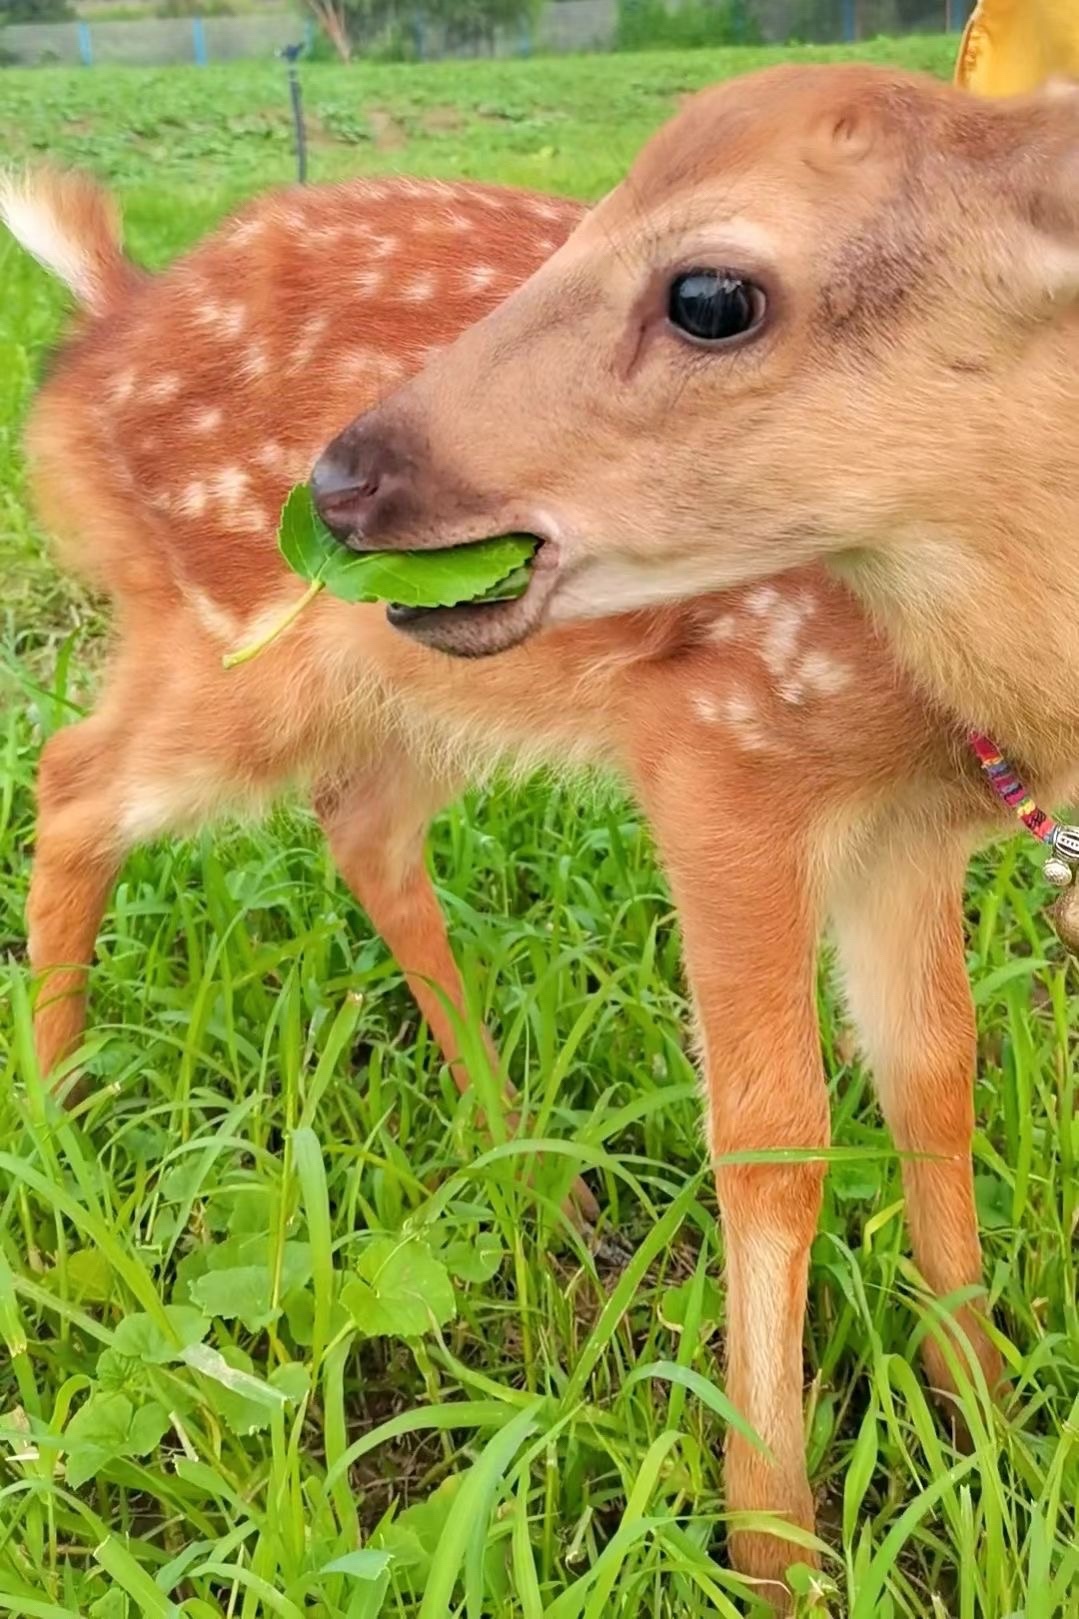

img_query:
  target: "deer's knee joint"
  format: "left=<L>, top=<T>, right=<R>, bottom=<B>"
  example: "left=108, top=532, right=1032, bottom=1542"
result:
left=37, top=721, right=114, bottom=815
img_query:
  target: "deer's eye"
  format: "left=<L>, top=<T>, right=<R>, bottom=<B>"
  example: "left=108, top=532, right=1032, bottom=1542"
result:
left=667, top=270, right=764, bottom=343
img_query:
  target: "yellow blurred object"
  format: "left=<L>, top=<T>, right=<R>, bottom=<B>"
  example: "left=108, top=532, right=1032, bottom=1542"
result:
left=955, top=0, right=1079, bottom=97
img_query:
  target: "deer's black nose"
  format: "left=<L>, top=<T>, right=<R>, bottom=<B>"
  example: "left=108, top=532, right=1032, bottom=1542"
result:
left=310, top=424, right=407, bottom=547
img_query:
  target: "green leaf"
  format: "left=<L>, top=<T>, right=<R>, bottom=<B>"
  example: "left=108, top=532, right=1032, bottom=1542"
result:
left=658, top=1274, right=723, bottom=1333
left=111, top=1305, right=209, bottom=1365
left=279, top=483, right=537, bottom=610
left=182, top=1343, right=289, bottom=1435
left=342, top=1235, right=456, bottom=1339
left=443, top=1231, right=503, bottom=1284
left=188, top=1266, right=278, bottom=1332
left=278, top=482, right=332, bottom=578
left=187, top=1239, right=312, bottom=1332
left=322, top=1549, right=395, bottom=1580
left=179, top=1341, right=290, bottom=1429
left=89, top=1593, right=129, bottom=1619
left=974, top=1172, right=1013, bottom=1231
left=96, top=1349, right=146, bottom=1395
left=64, top=1393, right=170, bottom=1488
left=45, top=1248, right=114, bottom=1304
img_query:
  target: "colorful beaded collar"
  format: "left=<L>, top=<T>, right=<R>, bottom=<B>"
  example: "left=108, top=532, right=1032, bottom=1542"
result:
left=969, top=730, right=1079, bottom=889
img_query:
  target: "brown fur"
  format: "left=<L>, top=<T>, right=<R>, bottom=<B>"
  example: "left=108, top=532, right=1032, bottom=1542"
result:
left=7, top=74, right=1071, bottom=1602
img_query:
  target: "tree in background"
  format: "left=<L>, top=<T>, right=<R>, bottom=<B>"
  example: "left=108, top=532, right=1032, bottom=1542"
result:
left=303, top=0, right=352, bottom=60
left=0, top=0, right=74, bottom=22
left=304, top=0, right=539, bottom=61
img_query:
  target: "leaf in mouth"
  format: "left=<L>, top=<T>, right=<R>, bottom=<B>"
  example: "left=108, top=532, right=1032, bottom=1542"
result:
left=224, top=484, right=538, bottom=667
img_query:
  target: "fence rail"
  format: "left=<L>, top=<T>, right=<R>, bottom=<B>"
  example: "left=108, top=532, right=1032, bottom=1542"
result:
left=1, top=0, right=974, bottom=68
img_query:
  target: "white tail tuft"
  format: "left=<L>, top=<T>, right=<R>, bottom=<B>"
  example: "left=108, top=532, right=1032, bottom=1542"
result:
left=0, top=167, right=133, bottom=315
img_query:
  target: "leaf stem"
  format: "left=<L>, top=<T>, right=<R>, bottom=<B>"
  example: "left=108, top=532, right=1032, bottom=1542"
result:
left=222, top=578, right=325, bottom=670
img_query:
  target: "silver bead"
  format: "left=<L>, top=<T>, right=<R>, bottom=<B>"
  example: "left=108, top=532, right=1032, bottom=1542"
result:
left=1043, top=857, right=1073, bottom=889
left=1052, top=824, right=1079, bottom=863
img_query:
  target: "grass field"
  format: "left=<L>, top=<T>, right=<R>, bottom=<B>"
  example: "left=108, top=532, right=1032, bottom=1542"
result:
left=1, top=37, right=1077, bottom=1619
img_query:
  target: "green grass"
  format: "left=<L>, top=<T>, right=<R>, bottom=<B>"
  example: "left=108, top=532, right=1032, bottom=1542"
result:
left=1, top=39, right=1077, bottom=1619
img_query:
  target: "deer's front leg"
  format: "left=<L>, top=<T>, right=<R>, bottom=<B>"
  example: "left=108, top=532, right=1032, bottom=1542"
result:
left=646, top=762, right=827, bottom=1610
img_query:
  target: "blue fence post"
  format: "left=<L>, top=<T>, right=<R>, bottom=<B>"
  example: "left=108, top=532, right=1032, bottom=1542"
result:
left=411, top=11, right=425, bottom=59
left=840, top=0, right=856, bottom=43
left=192, top=16, right=208, bottom=64
left=518, top=18, right=531, bottom=55
left=77, top=19, right=93, bottom=65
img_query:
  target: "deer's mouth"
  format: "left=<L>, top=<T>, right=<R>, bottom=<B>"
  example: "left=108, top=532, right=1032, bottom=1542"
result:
left=385, top=537, right=561, bottom=656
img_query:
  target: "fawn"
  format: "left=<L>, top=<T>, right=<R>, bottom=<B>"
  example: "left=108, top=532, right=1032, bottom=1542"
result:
left=3, top=63, right=1073, bottom=1607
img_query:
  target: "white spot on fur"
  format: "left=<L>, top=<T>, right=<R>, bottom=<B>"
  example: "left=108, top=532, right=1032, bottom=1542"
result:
left=209, top=466, right=250, bottom=507
left=355, top=268, right=383, bottom=296
left=444, top=210, right=472, bottom=233
left=798, top=650, right=851, bottom=695
left=289, top=314, right=330, bottom=369
left=241, top=342, right=268, bottom=380
left=530, top=200, right=562, bottom=221
left=340, top=347, right=406, bottom=385
left=229, top=216, right=265, bottom=246
left=189, top=587, right=237, bottom=641
left=256, top=440, right=288, bottom=472
left=368, top=234, right=398, bottom=259
left=692, top=692, right=723, bottom=724
left=107, top=368, right=137, bottom=405
left=178, top=480, right=208, bottom=516
left=190, top=405, right=223, bottom=434
left=467, top=264, right=496, bottom=294
left=708, top=614, right=739, bottom=643
left=745, top=585, right=780, bottom=617
left=759, top=599, right=806, bottom=678
left=724, top=689, right=771, bottom=752
left=146, top=372, right=180, bottom=404
left=197, top=299, right=245, bottom=337
left=220, top=302, right=247, bottom=339
left=403, top=272, right=437, bottom=302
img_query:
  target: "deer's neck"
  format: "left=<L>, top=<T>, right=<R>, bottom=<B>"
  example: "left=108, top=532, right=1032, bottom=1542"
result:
left=838, top=321, right=1079, bottom=780
left=843, top=514, right=1079, bottom=781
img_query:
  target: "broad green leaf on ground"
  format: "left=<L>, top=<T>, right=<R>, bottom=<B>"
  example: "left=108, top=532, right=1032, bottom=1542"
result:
left=180, top=1343, right=296, bottom=1435
left=342, top=1234, right=457, bottom=1339
left=442, top=1231, right=504, bottom=1284
left=44, top=1248, right=114, bottom=1304
left=321, top=1549, right=395, bottom=1580
left=64, top=1393, right=170, bottom=1488
left=111, top=1305, right=209, bottom=1365
left=186, top=1238, right=312, bottom=1332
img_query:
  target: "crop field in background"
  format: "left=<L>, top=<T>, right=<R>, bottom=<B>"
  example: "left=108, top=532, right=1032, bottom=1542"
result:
left=1, top=38, right=1077, bottom=1619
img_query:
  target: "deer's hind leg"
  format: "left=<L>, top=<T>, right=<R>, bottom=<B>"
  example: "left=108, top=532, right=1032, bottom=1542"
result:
left=315, top=753, right=600, bottom=1226
left=29, top=627, right=296, bottom=1089
left=29, top=707, right=133, bottom=1083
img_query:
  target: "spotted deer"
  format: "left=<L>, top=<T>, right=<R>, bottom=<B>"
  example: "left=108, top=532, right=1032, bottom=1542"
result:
left=4, top=61, right=1075, bottom=1610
